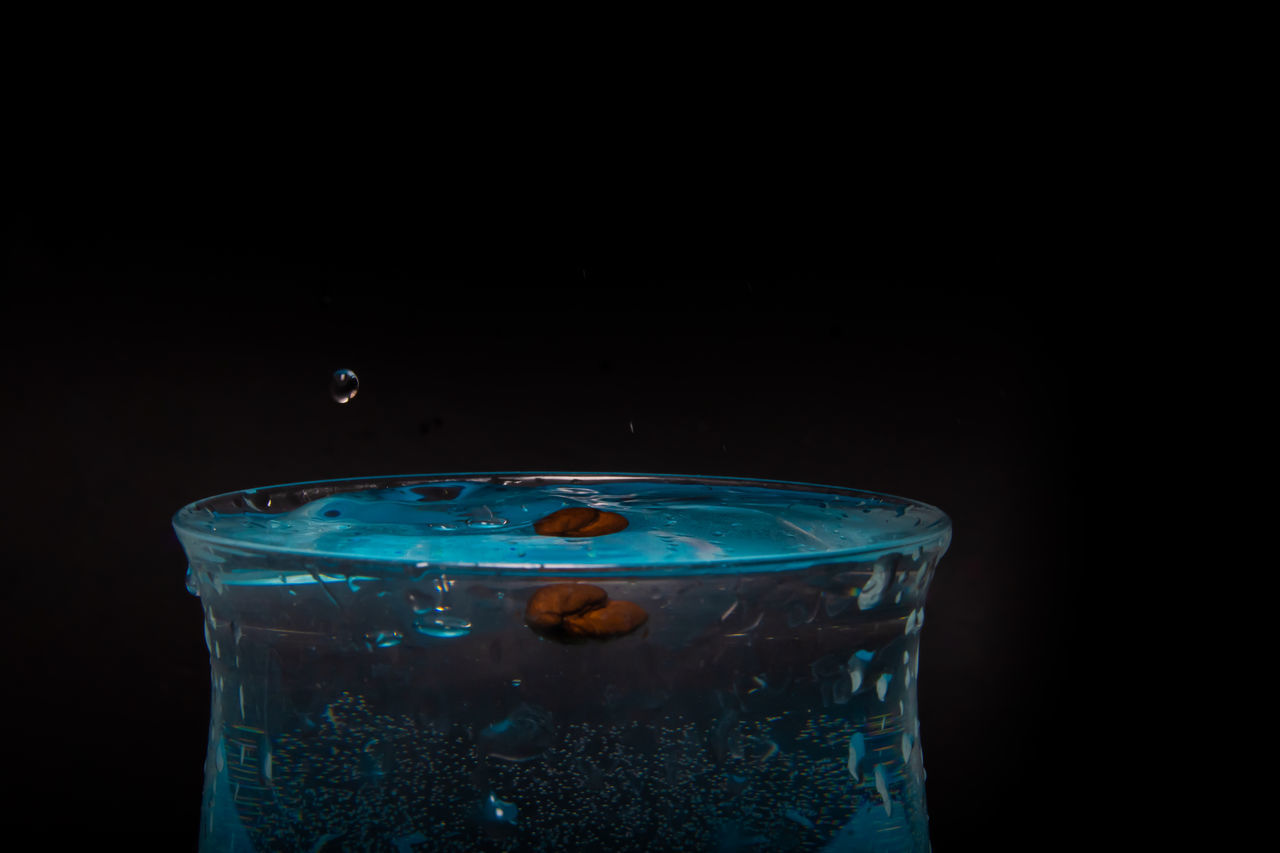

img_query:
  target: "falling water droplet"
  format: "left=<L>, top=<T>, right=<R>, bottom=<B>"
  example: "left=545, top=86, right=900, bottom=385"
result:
left=330, top=368, right=359, bottom=403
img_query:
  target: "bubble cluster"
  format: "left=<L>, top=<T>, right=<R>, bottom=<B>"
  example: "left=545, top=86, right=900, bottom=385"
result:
left=204, top=688, right=929, bottom=851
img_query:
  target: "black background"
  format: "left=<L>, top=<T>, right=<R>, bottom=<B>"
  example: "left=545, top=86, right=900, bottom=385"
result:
left=2, top=217, right=1081, bottom=850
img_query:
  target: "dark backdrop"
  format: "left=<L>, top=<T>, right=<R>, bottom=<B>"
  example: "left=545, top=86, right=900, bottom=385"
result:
left=2, top=223, right=1080, bottom=850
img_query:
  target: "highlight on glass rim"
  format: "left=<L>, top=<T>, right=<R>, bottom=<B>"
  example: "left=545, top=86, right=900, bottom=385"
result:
left=176, top=472, right=951, bottom=852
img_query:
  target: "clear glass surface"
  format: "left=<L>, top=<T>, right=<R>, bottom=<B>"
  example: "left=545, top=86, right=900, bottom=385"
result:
left=175, top=473, right=951, bottom=852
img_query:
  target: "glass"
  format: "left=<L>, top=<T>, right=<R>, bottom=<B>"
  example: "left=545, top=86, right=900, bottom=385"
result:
left=175, top=473, right=951, bottom=851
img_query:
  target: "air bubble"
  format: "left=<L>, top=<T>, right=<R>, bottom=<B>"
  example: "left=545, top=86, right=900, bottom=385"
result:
left=479, top=792, right=519, bottom=830
left=478, top=704, right=553, bottom=762
left=330, top=368, right=359, bottom=403
left=467, top=518, right=509, bottom=529
left=413, top=615, right=471, bottom=638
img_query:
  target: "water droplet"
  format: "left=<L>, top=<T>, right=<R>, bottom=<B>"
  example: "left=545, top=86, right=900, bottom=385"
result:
left=413, top=614, right=471, bottom=638
left=479, top=704, right=553, bottom=762
left=847, top=732, right=866, bottom=782
left=784, top=600, right=810, bottom=628
left=824, top=591, right=855, bottom=618
left=858, top=561, right=890, bottom=610
left=184, top=565, right=199, bottom=597
left=876, top=672, right=893, bottom=701
left=330, top=368, right=359, bottom=403
left=467, top=517, right=509, bottom=529
left=406, top=590, right=434, bottom=614
left=831, top=674, right=851, bottom=705
left=479, top=791, right=519, bottom=830
left=261, top=738, right=273, bottom=783
left=366, top=630, right=404, bottom=648
left=875, top=764, right=891, bottom=816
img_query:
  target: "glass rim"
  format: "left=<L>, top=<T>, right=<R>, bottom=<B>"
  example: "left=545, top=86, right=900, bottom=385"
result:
left=173, top=471, right=952, bottom=574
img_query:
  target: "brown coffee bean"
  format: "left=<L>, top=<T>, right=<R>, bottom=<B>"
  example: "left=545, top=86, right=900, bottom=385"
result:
left=524, top=583, right=609, bottom=631
left=533, top=507, right=628, bottom=537
left=524, top=582, right=648, bottom=640
left=562, top=599, right=649, bottom=638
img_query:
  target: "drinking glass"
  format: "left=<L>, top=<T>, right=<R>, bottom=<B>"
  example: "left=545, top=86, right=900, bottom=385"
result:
left=175, top=473, right=951, bottom=851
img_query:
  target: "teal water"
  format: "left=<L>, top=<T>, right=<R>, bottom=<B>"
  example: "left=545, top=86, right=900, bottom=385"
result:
left=178, top=474, right=949, bottom=851
left=176, top=474, right=949, bottom=574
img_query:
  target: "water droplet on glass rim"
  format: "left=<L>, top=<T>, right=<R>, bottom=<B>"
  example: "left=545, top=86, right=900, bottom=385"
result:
left=330, top=368, right=359, bottom=403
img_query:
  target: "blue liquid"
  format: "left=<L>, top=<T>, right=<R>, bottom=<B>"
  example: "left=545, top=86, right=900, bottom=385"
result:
left=178, top=474, right=949, bottom=851
left=177, top=474, right=948, bottom=574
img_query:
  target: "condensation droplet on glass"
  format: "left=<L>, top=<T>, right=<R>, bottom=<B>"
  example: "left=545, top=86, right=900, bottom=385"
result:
left=366, top=630, right=404, bottom=649
left=330, top=369, right=359, bottom=403
left=406, top=590, right=434, bottom=614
